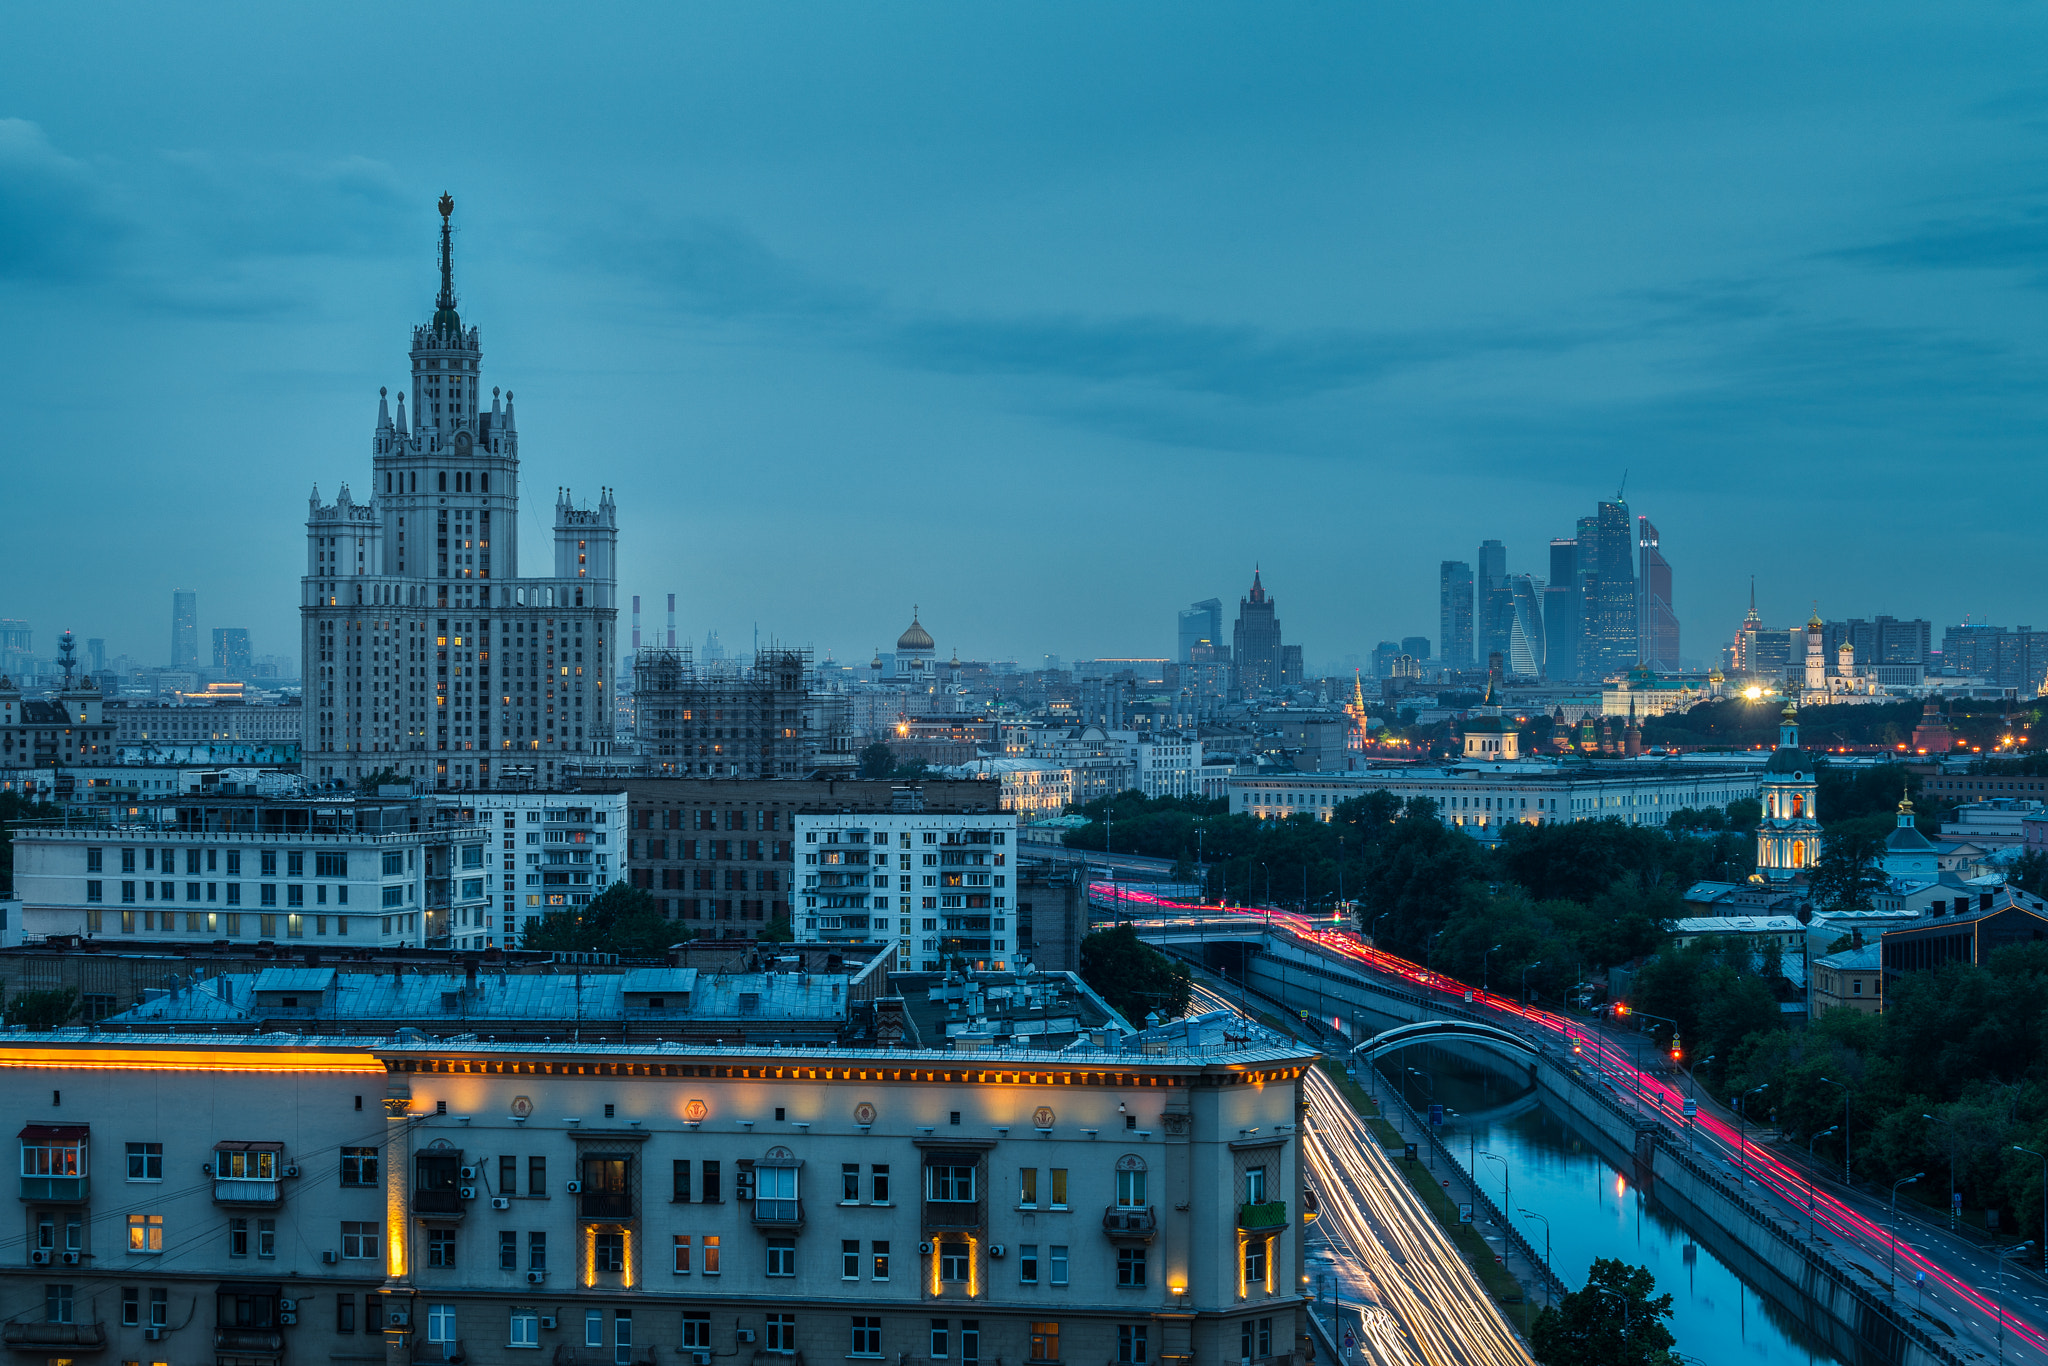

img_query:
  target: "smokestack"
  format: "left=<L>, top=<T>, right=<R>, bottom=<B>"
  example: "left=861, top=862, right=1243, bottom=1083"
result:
left=632, top=595, right=641, bottom=651
left=667, top=594, right=677, bottom=649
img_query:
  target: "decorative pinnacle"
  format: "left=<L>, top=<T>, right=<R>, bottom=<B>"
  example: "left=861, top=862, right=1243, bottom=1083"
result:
left=434, top=193, right=458, bottom=321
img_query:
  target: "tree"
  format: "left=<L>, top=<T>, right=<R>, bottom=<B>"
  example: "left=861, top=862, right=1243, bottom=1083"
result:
left=1530, top=1258, right=1676, bottom=1366
left=759, top=914, right=796, bottom=943
left=1809, top=830, right=1887, bottom=914
left=858, top=743, right=896, bottom=780
left=4, top=988, right=80, bottom=1030
left=2012, top=850, right=2048, bottom=898
left=520, top=882, right=683, bottom=960
left=1079, top=924, right=1191, bottom=1025
left=358, top=768, right=406, bottom=792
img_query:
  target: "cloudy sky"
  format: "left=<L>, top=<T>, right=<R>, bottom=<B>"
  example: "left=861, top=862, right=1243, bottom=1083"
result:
left=4, top=4, right=2045, bottom=674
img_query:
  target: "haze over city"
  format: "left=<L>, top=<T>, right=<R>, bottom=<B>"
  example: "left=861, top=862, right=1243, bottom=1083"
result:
left=6, top=4, right=2048, bottom=671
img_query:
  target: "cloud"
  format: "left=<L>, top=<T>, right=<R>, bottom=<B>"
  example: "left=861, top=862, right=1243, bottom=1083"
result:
left=1825, top=200, right=2048, bottom=281
left=0, top=118, right=127, bottom=281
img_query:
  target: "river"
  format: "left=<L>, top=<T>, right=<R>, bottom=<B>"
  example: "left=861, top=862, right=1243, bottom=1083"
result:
left=1373, top=1052, right=1846, bottom=1365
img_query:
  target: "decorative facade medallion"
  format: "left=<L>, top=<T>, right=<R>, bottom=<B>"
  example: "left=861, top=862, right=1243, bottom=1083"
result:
left=1116, top=1153, right=1147, bottom=1172
left=683, top=1098, right=709, bottom=1123
left=509, top=1095, right=534, bottom=1119
left=854, top=1102, right=878, bottom=1126
left=1032, top=1106, right=1056, bottom=1129
left=1161, top=1113, right=1191, bottom=1136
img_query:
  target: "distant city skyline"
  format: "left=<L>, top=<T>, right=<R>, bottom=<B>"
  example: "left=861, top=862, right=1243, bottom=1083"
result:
left=5, top=6, right=2047, bottom=670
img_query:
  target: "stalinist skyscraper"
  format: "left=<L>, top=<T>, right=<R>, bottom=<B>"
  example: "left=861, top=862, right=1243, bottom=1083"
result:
left=302, top=196, right=618, bottom=792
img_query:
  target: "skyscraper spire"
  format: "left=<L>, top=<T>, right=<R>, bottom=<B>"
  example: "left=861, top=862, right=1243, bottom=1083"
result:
left=432, top=192, right=460, bottom=335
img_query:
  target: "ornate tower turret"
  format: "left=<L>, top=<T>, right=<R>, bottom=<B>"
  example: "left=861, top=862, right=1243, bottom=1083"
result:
left=1757, top=701, right=1822, bottom=881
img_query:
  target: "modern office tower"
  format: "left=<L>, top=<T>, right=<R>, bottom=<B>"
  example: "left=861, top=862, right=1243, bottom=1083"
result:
left=1876, top=616, right=1932, bottom=665
left=1542, top=538, right=1581, bottom=682
left=85, top=637, right=104, bottom=674
left=1476, top=538, right=1511, bottom=664
left=1232, top=569, right=1284, bottom=693
left=1178, top=597, right=1224, bottom=662
left=1439, top=560, right=1474, bottom=670
left=1370, top=641, right=1400, bottom=676
left=1580, top=499, right=1637, bottom=679
left=302, top=196, right=618, bottom=792
left=1401, top=635, right=1431, bottom=661
left=1505, top=574, right=1546, bottom=678
left=170, top=588, right=198, bottom=670
left=212, top=626, right=253, bottom=676
left=1635, top=515, right=1680, bottom=670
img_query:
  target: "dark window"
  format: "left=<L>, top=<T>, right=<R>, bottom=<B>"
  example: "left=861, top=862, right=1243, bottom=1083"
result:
left=336, top=1295, right=355, bottom=1334
left=1117, top=1247, right=1146, bottom=1287
left=428, top=1228, right=456, bottom=1268
left=500, top=1155, right=518, bottom=1195
left=702, top=1160, right=721, bottom=1204
left=673, top=1159, right=691, bottom=1203
left=594, top=1230, right=625, bottom=1273
left=939, top=1241, right=970, bottom=1282
left=415, top=1152, right=462, bottom=1212
left=529, top=1156, right=546, bottom=1195
left=499, top=1230, right=517, bottom=1270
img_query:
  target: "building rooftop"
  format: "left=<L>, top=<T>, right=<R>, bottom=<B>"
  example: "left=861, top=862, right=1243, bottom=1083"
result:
left=1815, top=944, right=1881, bottom=972
left=1671, top=915, right=1803, bottom=935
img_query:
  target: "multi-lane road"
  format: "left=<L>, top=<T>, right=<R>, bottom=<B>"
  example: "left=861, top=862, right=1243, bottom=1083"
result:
left=1157, top=895, right=2048, bottom=1363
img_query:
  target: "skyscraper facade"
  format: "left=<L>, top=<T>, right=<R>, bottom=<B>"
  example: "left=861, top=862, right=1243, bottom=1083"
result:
left=1401, top=635, right=1432, bottom=661
left=170, top=589, right=197, bottom=670
left=1232, top=568, right=1283, bottom=693
left=1636, top=515, right=1680, bottom=670
left=1581, top=499, right=1636, bottom=679
left=211, top=627, right=252, bottom=676
left=1505, top=574, right=1546, bottom=679
left=1439, top=560, right=1474, bottom=671
left=1542, top=538, right=1581, bottom=682
left=1476, top=538, right=1511, bottom=664
left=301, top=197, right=619, bottom=792
left=1178, top=597, right=1223, bottom=662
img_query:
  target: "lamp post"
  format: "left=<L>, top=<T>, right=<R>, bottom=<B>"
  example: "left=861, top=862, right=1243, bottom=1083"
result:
left=1520, top=960, right=1543, bottom=1007
left=1889, top=1172, right=1923, bottom=1293
left=1518, top=1208, right=1553, bottom=1307
left=2014, top=1145, right=2048, bottom=1271
left=1477, top=1150, right=1510, bottom=1231
left=1818, top=1076, right=1850, bottom=1184
left=1681, top=1054, right=1716, bottom=1154
left=1336, top=835, right=1346, bottom=927
left=1590, top=1285, right=1631, bottom=1349
left=1483, top=943, right=1503, bottom=995
left=1806, top=1126, right=1837, bottom=1241
left=1371, top=912, right=1389, bottom=947
left=1260, top=861, right=1272, bottom=924
left=1737, top=1084, right=1769, bottom=1181
left=1407, top=1069, right=1435, bottom=1171
left=1983, top=1242, right=2034, bottom=1366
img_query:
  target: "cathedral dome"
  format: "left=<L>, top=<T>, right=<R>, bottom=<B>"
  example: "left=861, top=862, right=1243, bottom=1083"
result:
left=897, top=611, right=934, bottom=653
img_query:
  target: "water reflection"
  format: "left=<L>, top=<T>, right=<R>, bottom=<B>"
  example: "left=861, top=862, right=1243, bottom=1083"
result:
left=1377, top=1057, right=1841, bottom=1365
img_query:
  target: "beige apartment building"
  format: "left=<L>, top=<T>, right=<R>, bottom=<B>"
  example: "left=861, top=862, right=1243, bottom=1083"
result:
left=0, top=1029, right=1311, bottom=1366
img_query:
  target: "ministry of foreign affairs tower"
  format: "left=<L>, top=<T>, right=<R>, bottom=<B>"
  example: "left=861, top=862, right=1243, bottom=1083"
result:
left=301, top=196, right=618, bottom=792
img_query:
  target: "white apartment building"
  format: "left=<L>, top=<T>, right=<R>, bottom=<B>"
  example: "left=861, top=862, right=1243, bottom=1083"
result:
left=302, top=199, right=618, bottom=793
left=9, top=793, right=491, bottom=950
left=466, top=791, right=629, bottom=948
left=1231, top=760, right=1760, bottom=840
left=796, top=813, right=1020, bottom=972
left=0, top=1026, right=1310, bottom=1366
left=1119, top=733, right=1203, bottom=801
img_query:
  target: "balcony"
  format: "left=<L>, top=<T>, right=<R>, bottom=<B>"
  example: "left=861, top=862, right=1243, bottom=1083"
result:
left=215, top=1328, right=285, bottom=1356
left=413, top=1340, right=466, bottom=1365
left=920, top=1199, right=982, bottom=1232
left=751, top=1197, right=804, bottom=1231
left=215, top=1178, right=282, bottom=1207
left=579, top=1190, right=634, bottom=1220
left=1102, top=1205, right=1158, bottom=1242
left=19, top=1175, right=89, bottom=1203
left=2, top=1322, right=106, bottom=1352
left=1237, top=1200, right=1288, bottom=1232
left=551, top=1347, right=657, bottom=1366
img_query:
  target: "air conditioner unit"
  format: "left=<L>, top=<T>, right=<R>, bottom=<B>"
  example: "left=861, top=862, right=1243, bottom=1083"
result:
left=144, top=1327, right=164, bottom=1341
left=736, top=1330, right=756, bottom=1344
left=989, top=1244, right=1005, bottom=1259
left=322, top=1250, right=339, bottom=1264
left=29, top=1250, right=50, bottom=1265
left=492, top=1196, right=512, bottom=1210
left=279, top=1313, right=298, bottom=1326
left=692, top=1352, right=711, bottom=1365
left=284, top=1165, right=300, bottom=1178
left=201, top=1162, right=214, bottom=1176
left=461, top=1166, right=478, bottom=1181
left=459, top=1186, right=477, bottom=1200
left=61, top=1252, right=80, bottom=1265
left=565, top=1180, right=583, bottom=1194
left=280, top=1300, right=297, bottom=1313
left=918, top=1241, right=933, bottom=1255
left=526, top=1271, right=547, bottom=1285
left=539, top=1317, right=559, bottom=1331
left=387, top=1311, right=411, bottom=1328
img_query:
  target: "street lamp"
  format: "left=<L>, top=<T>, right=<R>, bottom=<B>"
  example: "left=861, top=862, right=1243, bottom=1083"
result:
left=1483, top=943, right=1503, bottom=994
left=1406, top=1069, right=1435, bottom=1170
left=1818, top=1076, right=1851, bottom=1184
left=1477, top=1150, right=1510, bottom=1230
left=1518, top=1208, right=1553, bottom=1307
left=1589, top=1285, right=1631, bottom=1344
left=1983, top=1242, right=2035, bottom=1366
left=1889, top=1172, right=1923, bottom=1293
left=2014, top=1145, right=2048, bottom=1271
left=1520, top=960, right=1543, bottom=1006
left=1736, top=1084, right=1769, bottom=1181
left=1806, top=1126, right=1837, bottom=1242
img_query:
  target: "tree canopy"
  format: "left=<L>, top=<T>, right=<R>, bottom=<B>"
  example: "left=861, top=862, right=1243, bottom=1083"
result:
left=1078, top=923, right=1191, bottom=1026
left=519, top=882, right=686, bottom=960
left=1530, top=1259, right=1677, bottom=1366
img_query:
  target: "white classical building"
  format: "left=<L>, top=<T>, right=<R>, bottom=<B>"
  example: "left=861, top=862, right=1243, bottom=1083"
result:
left=302, top=197, right=618, bottom=794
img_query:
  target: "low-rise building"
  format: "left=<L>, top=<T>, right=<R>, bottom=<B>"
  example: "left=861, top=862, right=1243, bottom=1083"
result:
left=1811, top=943, right=1883, bottom=1015
left=0, top=1021, right=1311, bottom=1366
left=1880, top=887, right=2048, bottom=995
left=1939, top=798, right=2046, bottom=848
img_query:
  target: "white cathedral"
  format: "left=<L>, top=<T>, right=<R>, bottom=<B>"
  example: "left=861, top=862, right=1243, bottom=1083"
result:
left=302, top=196, right=618, bottom=791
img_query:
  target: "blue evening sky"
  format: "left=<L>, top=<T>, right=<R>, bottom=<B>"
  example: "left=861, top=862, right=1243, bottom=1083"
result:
left=3, top=4, right=2045, bottom=672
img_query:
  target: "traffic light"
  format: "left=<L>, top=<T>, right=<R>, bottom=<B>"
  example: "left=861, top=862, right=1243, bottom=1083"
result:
left=1669, top=1031, right=1682, bottom=1063
left=1613, top=1002, right=1629, bottom=1018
